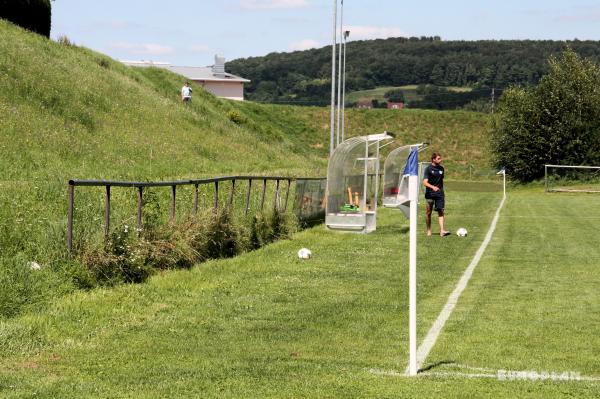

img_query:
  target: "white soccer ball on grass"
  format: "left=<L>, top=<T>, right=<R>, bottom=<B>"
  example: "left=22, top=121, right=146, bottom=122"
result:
left=456, top=228, right=468, bottom=237
left=297, top=248, right=312, bottom=259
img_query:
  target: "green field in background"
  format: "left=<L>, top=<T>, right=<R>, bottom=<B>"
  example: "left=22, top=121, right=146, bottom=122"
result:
left=346, top=85, right=473, bottom=104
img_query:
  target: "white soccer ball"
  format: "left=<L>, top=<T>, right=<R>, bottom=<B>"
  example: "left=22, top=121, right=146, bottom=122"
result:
left=297, top=248, right=312, bottom=259
left=28, top=261, right=42, bottom=270
left=456, top=228, right=468, bottom=237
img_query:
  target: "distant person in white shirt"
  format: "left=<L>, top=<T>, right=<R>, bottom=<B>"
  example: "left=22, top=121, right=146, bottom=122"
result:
left=181, top=82, right=192, bottom=104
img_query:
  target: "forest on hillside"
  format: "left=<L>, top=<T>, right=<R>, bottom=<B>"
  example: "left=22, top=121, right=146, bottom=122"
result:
left=227, top=37, right=600, bottom=110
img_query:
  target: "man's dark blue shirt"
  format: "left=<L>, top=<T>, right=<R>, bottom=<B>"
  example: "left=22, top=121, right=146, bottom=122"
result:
left=424, top=164, right=445, bottom=198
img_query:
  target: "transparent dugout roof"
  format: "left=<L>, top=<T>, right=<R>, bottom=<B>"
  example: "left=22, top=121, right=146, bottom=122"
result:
left=325, top=132, right=394, bottom=233
left=382, top=143, right=427, bottom=217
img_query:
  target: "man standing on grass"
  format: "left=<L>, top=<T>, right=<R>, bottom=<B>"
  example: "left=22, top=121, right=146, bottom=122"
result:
left=423, top=152, right=450, bottom=237
left=181, top=81, right=192, bottom=104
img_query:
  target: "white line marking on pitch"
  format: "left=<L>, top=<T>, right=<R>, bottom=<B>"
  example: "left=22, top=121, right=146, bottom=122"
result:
left=406, top=195, right=507, bottom=374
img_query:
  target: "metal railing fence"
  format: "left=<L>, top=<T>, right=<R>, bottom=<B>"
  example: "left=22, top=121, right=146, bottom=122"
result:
left=67, top=175, right=325, bottom=252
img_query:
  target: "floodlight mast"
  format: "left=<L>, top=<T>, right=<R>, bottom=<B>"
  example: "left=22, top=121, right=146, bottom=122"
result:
left=336, top=0, right=344, bottom=146
left=329, top=0, right=337, bottom=157
left=341, top=30, right=350, bottom=143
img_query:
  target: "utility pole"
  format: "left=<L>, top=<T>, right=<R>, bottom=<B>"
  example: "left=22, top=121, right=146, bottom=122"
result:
left=491, top=87, right=495, bottom=114
left=329, top=0, right=337, bottom=157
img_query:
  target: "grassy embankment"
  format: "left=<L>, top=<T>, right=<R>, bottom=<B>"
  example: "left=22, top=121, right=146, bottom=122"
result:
left=283, top=103, right=492, bottom=179
left=0, top=19, right=323, bottom=318
left=0, top=18, right=490, bottom=319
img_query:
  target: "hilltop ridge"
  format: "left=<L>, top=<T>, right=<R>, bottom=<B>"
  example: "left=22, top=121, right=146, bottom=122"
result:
left=227, top=36, right=600, bottom=105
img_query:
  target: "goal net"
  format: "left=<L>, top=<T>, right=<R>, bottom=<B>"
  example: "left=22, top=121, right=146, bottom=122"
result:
left=545, top=164, right=600, bottom=193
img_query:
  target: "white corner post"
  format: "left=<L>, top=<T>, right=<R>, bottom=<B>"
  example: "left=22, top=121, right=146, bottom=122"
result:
left=497, top=168, right=506, bottom=198
left=362, top=139, right=368, bottom=212
left=329, top=0, right=338, bottom=157
left=408, top=171, right=418, bottom=376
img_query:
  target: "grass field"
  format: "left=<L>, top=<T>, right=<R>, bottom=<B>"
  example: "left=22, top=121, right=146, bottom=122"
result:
left=1, top=184, right=598, bottom=397
left=346, top=85, right=473, bottom=104
left=429, top=188, right=600, bottom=379
left=4, top=20, right=596, bottom=398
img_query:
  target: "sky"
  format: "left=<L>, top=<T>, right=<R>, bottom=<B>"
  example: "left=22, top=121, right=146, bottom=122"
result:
left=50, top=0, right=600, bottom=67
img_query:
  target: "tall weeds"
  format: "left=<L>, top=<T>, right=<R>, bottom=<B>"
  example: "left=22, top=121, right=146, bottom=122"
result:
left=79, top=207, right=297, bottom=288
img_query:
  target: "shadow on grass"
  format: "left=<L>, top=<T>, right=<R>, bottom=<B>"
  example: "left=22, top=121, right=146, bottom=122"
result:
left=419, top=360, right=457, bottom=373
left=376, top=225, right=409, bottom=235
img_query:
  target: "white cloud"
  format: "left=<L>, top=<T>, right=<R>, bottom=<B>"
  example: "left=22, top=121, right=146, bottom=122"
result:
left=109, top=42, right=174, bottom=56
left=344, top=25, right=408, bottom=41
left=239, top=0, right=309, bottom=10
left=289, top=39, right=320, bottom=51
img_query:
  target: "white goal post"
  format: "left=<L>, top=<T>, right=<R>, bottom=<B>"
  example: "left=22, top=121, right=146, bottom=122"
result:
left=545, top=164, right=600, bottom=193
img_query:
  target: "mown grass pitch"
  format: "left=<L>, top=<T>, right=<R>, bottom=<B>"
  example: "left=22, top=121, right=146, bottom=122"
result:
left=1, top=184, right=599, bottom=398
left=426, top=188, right=600, bottom=380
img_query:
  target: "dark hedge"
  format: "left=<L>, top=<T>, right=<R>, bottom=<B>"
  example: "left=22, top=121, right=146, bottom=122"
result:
left=0, top=0, right=51, bottom=38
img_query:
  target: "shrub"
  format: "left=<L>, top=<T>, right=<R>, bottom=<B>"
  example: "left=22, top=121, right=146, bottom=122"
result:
left=227, top=110, right=247, bottom=125
left=81, top=219, right=204, bottom=286
left=0, top=0, right=52, bottom=38
left=384, top=88, right=405, bottom=103
left=78, top=206, right=299, bottom=288
left=490, top=48, right=600, bottom=182
left=249, top=213, right=271, bottom=250
left=131, top=237, right=197, bottom=271
left=97, top=58, right=111, bottom=69
left=462, top=98, right=492, bottom=113
left=57, top=35, right=74, bottom=46
left=203, top=208, right=240, bottom=259
left=82, top=225, right=154, bottom=285
left=141, top=189, right=163, bottom=236
left=269, top=209, right=289, bottom=241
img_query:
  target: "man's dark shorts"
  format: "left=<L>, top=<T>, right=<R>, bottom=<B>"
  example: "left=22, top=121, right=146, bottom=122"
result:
left=425, top=192, right=445, bottom=212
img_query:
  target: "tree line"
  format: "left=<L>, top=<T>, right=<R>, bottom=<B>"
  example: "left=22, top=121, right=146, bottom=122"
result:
left=491, top=49, right=600, bottom=182
left=227, top=37, right=600, bottom=109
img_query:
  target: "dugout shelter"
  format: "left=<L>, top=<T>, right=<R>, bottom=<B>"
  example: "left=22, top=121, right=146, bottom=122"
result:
left=382, top=143, right=428, bottom=218
left=325, top=132, right=394, bottom=233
